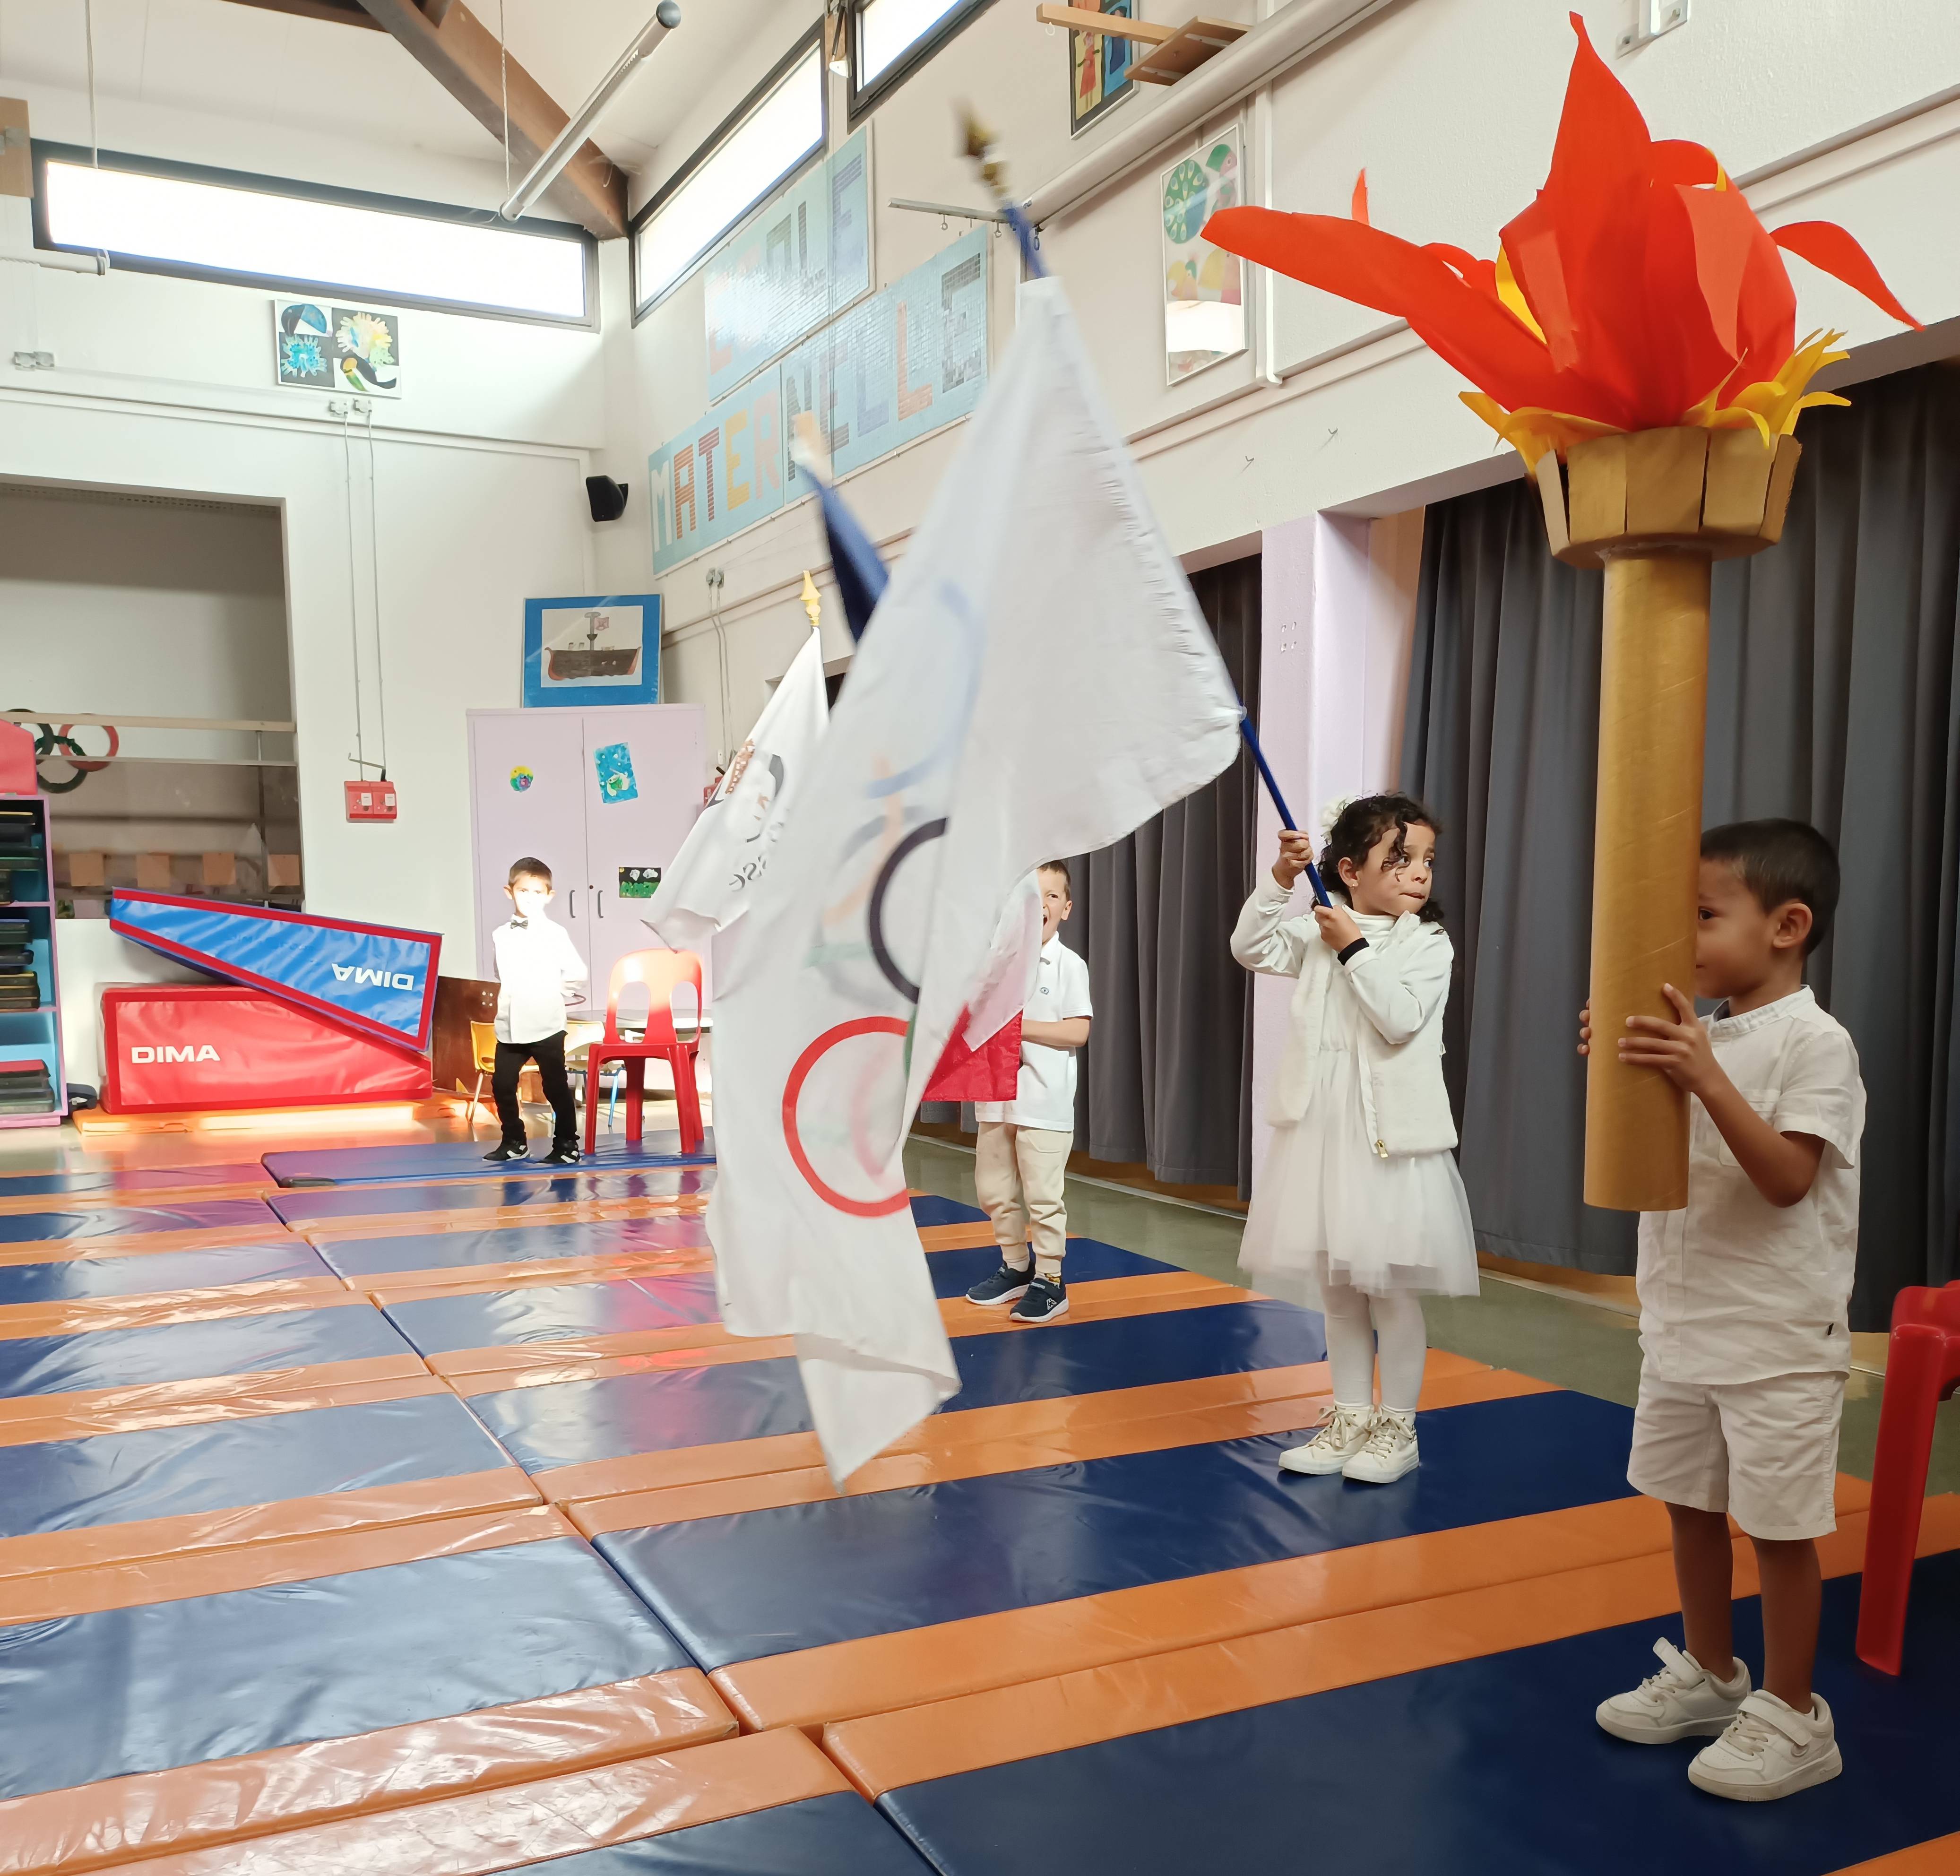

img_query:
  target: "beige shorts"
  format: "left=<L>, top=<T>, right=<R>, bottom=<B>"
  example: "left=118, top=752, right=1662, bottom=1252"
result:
left=1627, top=1367, right=1845, bottom=1542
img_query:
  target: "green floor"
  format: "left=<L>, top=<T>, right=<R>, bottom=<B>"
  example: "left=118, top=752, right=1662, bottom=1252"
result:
left=905, top=1134, right=1960, bottom=1495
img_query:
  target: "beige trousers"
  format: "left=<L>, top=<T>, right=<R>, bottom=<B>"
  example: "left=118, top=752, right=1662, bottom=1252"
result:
left=973, top=1121, right=1071, bottom=1281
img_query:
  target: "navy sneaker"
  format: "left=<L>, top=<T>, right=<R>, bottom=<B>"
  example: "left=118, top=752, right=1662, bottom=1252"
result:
left=965, top=1262, right=1033, bottom=1307
left=1010, top=1275, right=1069, bottom=1325
left=540, top=1141, right=582, bottom=1167
left=483, top=1141, right=529, bottom=1163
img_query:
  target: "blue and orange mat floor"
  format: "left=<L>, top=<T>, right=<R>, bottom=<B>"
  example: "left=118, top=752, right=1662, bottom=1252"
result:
left=0, top=1109, right=1954, bottom=1873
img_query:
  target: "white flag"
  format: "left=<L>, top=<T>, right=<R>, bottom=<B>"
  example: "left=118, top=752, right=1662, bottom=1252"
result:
left=707, top=277, right=1243, bottom=1482
left=641, top=629, right=828, bottom=952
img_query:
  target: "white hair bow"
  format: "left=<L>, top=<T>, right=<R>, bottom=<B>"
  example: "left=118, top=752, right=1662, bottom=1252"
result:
left=1318, top=794, right=1356, bottom=841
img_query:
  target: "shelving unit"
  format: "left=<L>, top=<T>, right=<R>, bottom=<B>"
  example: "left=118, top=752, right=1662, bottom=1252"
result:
left=0, top=790, right=66, bottom=1127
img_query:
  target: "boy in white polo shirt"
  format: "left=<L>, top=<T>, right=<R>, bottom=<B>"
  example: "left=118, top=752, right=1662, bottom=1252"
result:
left=965, top=862, right=1093, bottom=1326
left=486, top=856, right=588, bottom=1167
left=1581, top=819, right=1864, bottom=1803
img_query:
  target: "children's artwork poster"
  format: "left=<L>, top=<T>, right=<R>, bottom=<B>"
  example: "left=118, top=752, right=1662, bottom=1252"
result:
left=593, top=742, right=639, bottom=805
left=522, top=595, right=662, bottom=708
left=617, top=865, right=662, bottom=899
left=703, top=130, right=872, bottom=405
left=652, top=229, right=987, bottom=574
left=1070, top=0, right=1138, bottom=136
left=1160, top=127, right=1246, bottom=385
left=273, top=300, right=402, bottom=398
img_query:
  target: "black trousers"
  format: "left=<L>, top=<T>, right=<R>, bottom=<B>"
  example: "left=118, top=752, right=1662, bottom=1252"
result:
left=492, top=1030, right=577, bottom=1146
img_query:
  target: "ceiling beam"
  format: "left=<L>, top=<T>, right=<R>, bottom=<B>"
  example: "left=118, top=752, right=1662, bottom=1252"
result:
left=222, top=0, right=387, bottom=28
left=355, top=0, right=628, bottom=239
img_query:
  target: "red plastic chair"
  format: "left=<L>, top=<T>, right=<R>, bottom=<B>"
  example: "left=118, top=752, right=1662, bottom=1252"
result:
left=581, top=949, right=706, bottom=1157
left=1856, top=1280, right=1960, bottom=1674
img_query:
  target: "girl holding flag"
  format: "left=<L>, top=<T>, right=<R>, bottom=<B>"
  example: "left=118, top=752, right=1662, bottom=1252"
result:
left=1232, top=792, right=1477, bottom=1483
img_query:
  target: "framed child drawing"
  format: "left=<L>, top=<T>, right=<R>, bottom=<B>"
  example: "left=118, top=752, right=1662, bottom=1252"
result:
left=522, top=595, right=662, bottom=708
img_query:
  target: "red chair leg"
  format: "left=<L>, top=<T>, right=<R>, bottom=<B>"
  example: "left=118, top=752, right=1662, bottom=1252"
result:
left=671, top=1047, right=702, bottom=1155
left=1856, top=1323, right=1951, bottom=1674
left=583, top=1054, right=604, bottom=1156
left=625, top=1058, right=646, bottom=1144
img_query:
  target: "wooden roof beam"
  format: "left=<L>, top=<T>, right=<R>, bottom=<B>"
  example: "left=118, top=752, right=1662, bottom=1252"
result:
left=355, top=0, right=628, bottom=239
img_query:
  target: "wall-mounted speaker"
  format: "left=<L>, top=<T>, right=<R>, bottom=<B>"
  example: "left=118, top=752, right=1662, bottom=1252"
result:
left=586, top=475, right=629, bottom=523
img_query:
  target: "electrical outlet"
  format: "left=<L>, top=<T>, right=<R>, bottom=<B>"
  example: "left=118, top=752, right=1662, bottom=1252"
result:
left=10, top=350, right=54, bottom=371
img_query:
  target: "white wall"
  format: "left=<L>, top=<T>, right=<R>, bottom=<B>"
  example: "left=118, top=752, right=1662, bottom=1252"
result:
left=0, top=77, right=610, bottom=960
left=612, top=0, right=1960, bottom=758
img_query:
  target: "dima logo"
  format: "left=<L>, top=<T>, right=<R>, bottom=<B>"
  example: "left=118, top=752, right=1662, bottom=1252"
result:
left=332, top=964, right=417, bottom=991
left=131, top=1045, right=220, bottom=1063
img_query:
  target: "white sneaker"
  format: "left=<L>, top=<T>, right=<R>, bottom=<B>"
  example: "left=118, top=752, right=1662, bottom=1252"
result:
left=1688, top=1691, right=1842, bottom=1802
left=1341, top=1407, right=1419, bottom=1484
left=1596, top=1638, right=1752, bottom=1744
left=1278, top=1401, right=1373, bottom=1475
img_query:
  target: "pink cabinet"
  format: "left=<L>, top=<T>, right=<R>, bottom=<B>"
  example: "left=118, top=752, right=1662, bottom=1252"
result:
left=466, top=706, right=707, bottom=1007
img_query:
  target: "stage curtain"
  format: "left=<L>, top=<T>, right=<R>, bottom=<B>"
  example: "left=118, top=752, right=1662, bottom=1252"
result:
left=1065, top=556, right=1264, bottom=1194
left=1405, top=362, right=1960, bottom=1320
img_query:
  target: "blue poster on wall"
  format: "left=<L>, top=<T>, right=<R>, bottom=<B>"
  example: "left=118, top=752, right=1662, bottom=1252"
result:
left=523, top=594, right=662, bottom=708
left=652, top=230, right=988, bottom=575
left=108, top=892, right=441, bottom=1051
left=703, top=130, right=873, bottom=406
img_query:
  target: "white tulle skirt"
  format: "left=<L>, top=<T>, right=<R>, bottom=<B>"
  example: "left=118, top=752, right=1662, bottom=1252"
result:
left=1240, top=1033, right=1478, bottom=1309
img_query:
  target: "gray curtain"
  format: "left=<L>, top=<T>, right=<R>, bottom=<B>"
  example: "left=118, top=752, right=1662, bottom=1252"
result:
left=1066, top=556, right=1263, bottom=1194
left=1404, top=362, right=1960, bottom=1323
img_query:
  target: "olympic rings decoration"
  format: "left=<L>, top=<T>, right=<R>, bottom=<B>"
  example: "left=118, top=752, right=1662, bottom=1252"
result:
left=866, top=818, right=947, bottom=1004
left=8, top=710, right=118, bottom=793
left=781, top=1016, right=914, bottom=1217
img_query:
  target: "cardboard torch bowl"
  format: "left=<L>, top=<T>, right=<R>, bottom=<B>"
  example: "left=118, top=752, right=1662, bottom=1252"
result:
left=1532, top=427, right=1799, bottom=1212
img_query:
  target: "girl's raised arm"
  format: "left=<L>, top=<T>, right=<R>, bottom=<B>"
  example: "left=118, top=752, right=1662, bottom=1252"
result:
left=1343, top=924, right=1453, bottom=1045
left=1231, top=871, right=1314, bottom=977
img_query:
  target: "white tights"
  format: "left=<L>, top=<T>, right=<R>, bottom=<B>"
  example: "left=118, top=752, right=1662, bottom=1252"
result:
left=1320, top=1279, right=1428, bottom=1412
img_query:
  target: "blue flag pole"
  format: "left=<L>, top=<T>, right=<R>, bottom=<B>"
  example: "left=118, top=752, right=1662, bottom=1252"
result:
left=1239, top=715, right=1330, bottom=906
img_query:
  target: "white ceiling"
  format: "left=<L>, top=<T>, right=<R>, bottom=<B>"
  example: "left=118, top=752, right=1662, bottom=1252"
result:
left=0, top=0, right=811, bottom=197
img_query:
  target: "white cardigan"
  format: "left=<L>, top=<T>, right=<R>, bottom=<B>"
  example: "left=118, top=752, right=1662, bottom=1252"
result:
left=1231, top=874, right=1458, bottom=1156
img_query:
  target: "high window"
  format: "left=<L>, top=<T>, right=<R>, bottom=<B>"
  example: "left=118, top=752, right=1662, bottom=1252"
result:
left=34, top=148, right=592, bottom=324
left=631, top=32, right=827, bottom=316
left=848, top=0, right=994, bottom=120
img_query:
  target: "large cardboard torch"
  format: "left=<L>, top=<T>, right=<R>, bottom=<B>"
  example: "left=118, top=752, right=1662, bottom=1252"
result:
left=1204, top=12, right=1918, bottom=1210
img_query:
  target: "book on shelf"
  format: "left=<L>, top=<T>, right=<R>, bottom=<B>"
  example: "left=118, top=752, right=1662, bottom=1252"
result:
left=0, top=1057, right=53, bottom=1112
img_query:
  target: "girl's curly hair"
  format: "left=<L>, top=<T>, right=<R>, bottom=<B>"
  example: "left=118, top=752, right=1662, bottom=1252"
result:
left=1318, top=792, right=1444, bottom=925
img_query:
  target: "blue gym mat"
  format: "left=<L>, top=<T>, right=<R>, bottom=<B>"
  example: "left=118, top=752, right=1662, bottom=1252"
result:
left=910, top=1194, right=987, bottom=1228
left=313, top=1217, right=712, bottom=1282
left=0, top=1197, right=285, bottom=1246
left=473, top=1294, right=1326, bottom=1477
left=0, top=1530, right=693, bottom=1803
left=876, top=1552, right=1960, bottom=1876
left=0, top=1163, right=268, bottom=1198
left=0, top=1240, right=335, bottom=1309
left=270, top=1169, right=713, bottom=1227
left=594, top=1389, right=1635, bottom=1670
left=0, top=1300, right=418, bottom=1401
left=522, top=1791, right=933, bottom=1874
left=0, top=1391, right=523, bottom=1544
left=380, top=1272, right=723, bottom=1360
left=263, top=1133, right=717, bottom=1187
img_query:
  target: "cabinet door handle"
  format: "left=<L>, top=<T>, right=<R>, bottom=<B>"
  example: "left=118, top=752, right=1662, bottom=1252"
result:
left=596, top=889, right=605, bottom=917
left=568, top=889, right=579, bottom=918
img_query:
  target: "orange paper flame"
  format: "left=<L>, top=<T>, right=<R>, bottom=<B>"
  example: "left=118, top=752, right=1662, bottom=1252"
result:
left=1204, top=13, right=1920, bottom=467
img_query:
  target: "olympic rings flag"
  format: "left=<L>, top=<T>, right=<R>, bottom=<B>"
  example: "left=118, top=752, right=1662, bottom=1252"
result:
left=642, top=627, right=829, bottom=953
left=706, top=276, right=1244, bottom=1483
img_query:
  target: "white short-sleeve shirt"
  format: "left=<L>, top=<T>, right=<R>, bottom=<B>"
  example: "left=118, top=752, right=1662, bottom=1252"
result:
left=975, top=934, right=1093, bottom=1133
left=1636, top=986, right=1865, bottom=1384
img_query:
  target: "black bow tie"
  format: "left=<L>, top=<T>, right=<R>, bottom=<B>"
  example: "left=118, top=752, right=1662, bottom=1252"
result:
left=512, top=918, right=529, bottom=928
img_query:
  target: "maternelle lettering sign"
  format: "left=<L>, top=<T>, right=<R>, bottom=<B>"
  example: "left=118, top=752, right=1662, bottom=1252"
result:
left=649, top=229, right=989, bottom=576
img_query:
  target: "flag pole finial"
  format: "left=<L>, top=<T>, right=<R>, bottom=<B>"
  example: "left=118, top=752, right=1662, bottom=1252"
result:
left=959, top=108, right=1045, bottom=279
left=801, top=571, right=823, bottom=634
